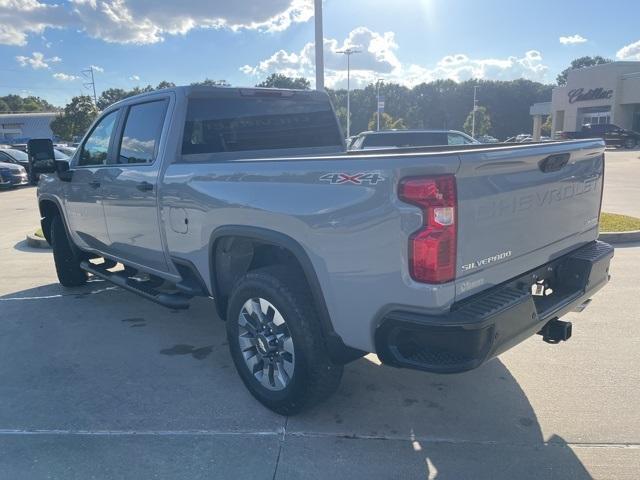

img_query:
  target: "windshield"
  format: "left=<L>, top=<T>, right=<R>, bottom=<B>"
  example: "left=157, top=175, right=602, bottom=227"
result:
left=3, top=149, right=28, bottom=161
left=54, top=149, right=69, bottom=160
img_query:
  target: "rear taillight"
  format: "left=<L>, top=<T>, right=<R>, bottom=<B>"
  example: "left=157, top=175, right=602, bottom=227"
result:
left=399, top=175, right=457, bottom=284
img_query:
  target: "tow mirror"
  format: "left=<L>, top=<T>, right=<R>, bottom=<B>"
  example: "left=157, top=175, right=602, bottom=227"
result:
left=27, top=139, right=56, bottom=174
left=27, top=138, right=73, bottom=181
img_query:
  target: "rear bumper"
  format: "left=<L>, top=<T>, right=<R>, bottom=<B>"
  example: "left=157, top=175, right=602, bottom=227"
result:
left=375, top=241, right=614, bottom=374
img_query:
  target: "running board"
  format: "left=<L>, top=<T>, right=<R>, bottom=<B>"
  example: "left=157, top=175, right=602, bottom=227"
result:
left=80, top=261, right=191, bottom=310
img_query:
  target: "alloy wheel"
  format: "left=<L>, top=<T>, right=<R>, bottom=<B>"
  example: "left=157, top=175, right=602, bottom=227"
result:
left=237, top=298, right=295, bottom=391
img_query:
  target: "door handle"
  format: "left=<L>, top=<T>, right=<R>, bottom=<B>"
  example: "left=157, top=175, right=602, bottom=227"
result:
left=88, top=180, right=101, bottom=189
left=136, top=181, right=154, bottom=192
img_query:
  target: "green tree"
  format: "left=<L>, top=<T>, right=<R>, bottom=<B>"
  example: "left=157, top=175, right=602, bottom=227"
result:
left=541, top=115, right=553, bottom=136
left=96, top=88, right=130, bottom=110
left=367, top=112, right=406, bottom=131
left=557, top=56, right=612, bottom=85
left=50, top=95, right=98, bottom=141
left=156, top=81, right=176, bottom=89
left=191, top=78, right=230, bottom=87
left=463, top=106, right=492, bottom=137
left=0, top=94, right=56, bottom=112
left=256, top=74, right=310, bottom=90
left=0, top=99, right=9, bottom=113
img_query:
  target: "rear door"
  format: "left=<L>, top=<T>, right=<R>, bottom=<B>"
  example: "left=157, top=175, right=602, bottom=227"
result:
left=101, top=96, right=171, bottom=273
left=454, top=141, right=605, bottom=297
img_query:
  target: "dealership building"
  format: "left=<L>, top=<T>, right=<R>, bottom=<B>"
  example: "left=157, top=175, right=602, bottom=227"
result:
left=531, top=61, right=640, bottom=138
left=0, top=112, right=57, bottom=144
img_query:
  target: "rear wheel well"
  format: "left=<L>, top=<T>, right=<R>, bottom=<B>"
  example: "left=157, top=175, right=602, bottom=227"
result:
left=211, top=230, right=366, bottom=365
left=39, top=199, right=61, bottom=244
left=213, top=236, right=307, bottom=319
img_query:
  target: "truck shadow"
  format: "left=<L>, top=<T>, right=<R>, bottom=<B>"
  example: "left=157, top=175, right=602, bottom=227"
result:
left=0, top=283, right=592, bottom=479
left=292, top=355, right=593, bottom=479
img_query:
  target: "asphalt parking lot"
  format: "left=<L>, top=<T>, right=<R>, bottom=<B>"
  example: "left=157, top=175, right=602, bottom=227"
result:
left=0, top=151, right=639, bottom=479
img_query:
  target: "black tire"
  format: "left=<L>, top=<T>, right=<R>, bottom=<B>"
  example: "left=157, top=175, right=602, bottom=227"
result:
left=226, top=266, right=343, bottom=415
left=51, top=215, right=87, bottom=287
left=625, top=137, right=637, bottom=149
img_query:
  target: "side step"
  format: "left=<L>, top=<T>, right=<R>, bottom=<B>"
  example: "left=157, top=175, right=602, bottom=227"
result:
left=80, top=261, right=191, bottom=310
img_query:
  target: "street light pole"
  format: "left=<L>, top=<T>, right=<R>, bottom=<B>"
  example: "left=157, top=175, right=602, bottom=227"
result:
left=471, top=85, right=479, bottom=138
left=337, top=48, right=361, bottom=138
left=314, top=0, right=324, bottom=91
left=376, top=79, right=383, bottom=131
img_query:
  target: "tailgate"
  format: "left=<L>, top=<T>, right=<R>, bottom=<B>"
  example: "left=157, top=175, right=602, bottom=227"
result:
left=454, top=140, right=605, bottom=299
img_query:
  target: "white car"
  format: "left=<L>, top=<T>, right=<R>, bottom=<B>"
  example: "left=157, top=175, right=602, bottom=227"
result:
left=350, top=129, right=479, bottom=150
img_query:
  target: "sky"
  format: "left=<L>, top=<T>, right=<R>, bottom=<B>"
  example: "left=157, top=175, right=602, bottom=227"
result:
left=1, top=0, right=640, bottom=107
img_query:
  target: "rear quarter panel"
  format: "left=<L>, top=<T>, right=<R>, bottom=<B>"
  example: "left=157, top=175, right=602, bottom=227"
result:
left=161, top=153, right=460, bottom=352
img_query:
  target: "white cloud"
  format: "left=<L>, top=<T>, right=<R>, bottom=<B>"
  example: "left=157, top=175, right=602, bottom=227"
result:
left=617, top=40, right=640, bottom=60
left=0, top=0, right=312, bottom=45
left=53, top=72, right=79, bottom=81
left=559, top=34, right=587, bottom=45
left=0, top=0, right=72, bottom=46
left=70, top=0, right=313, bottom=44
left=90, top=64, right=104, bottom=73
left=129, top=74, right=140, bottom=81
left=15, top=51, right=61, bottom=69
left=242, top=27, right=549, bottom=88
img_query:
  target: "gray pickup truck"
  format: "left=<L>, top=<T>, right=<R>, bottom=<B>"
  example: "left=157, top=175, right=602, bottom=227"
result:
left=33, top=86, right=613, bottom=415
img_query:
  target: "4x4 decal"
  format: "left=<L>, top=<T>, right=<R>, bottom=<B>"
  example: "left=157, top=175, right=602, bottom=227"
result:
left=319, top=172, right=386, bottom=185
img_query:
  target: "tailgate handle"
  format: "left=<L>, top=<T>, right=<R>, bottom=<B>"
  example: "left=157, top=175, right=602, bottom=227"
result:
left=539, top=153, right=570, bottom=173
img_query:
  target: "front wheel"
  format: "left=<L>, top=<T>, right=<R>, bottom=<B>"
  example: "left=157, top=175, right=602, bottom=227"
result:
left=624, top=137, right=637, bottom=149
left=51, top=215, right=87, bottom=287
left=226, top=266, right=343, bottom=415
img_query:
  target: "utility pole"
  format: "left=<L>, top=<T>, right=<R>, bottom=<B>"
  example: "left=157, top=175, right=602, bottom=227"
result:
left=376, top=79, right=384, bottom=131
left=82, top=66, right=97, bottom=105
left=336, top=48, right=361, bottom=138
left=471, top=85, right=479, bottom=138
left=314, top=0, right=324, bottom=91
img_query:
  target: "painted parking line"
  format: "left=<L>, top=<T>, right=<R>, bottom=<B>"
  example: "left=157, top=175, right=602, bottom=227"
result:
left=0, top=286, right=119, bottom=302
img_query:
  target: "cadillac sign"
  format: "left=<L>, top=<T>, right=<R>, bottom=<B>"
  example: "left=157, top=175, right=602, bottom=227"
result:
left=568, top=87, right=613, bottom=104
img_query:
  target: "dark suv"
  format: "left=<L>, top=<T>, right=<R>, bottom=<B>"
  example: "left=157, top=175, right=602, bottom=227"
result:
left=561, top=123, right=640, bottom=149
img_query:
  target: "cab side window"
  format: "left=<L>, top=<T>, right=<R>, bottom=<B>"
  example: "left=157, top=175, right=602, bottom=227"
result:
left=79, top=110, right=118, bottom=167
left=117, top=100, right=168, bottom=164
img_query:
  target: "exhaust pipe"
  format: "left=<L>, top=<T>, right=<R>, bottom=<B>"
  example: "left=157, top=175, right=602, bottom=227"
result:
left=538, top=319, right=572, bottom=344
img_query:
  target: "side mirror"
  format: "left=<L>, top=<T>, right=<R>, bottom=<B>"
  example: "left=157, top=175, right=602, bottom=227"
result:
left=55, top=159, right=73, bottom=182
left=27, top=139, right=56, bottom=174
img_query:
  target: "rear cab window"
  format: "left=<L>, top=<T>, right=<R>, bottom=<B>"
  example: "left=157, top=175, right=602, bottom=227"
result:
left=181, top=89, right=344, bottom=159
left=117, top=100, right=168, bottom=165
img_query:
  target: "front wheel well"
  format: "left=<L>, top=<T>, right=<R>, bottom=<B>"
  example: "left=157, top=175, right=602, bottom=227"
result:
left=38, top=199, right=61, bottom=244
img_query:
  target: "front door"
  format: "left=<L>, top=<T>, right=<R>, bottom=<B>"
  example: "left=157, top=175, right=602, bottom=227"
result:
left=65, top=109, right=119, bottom=251
left=101, top=97, right=170, bottom=273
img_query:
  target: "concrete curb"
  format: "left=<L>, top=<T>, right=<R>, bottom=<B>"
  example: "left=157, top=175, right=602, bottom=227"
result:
left=25, top=233, right=50, bottom=249
left=599, top=230, right=640, bottom=244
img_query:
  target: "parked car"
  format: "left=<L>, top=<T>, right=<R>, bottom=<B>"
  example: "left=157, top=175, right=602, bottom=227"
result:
left=55, top=146, right=76, bottom=157
left=560, top=123, right=640, bottom=149
left=0, top=148, right=30, bottom=170
left=476, top=135, right=499, bottom=144
left=350, top=129, right=479, bottom=150
left=0, top=161, right=29, bottom=188
left=34, top=86, right=613, bottom=414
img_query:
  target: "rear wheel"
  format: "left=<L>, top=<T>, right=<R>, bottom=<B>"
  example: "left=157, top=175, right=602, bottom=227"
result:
left=625, top=137, right=637, bottom=149
left=226, top=266, right=343, bottom=415
left=51, top=215, right=87, bottom=287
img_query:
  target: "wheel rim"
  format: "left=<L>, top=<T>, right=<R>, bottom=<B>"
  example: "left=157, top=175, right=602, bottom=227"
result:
left=237, top=298, right=295, bottom=391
